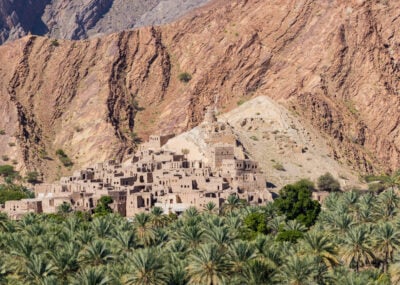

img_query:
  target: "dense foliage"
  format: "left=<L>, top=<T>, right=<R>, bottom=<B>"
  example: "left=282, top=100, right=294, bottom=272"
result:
left=0, top=165, right=34, bottom=204
left=0, top=187, right=400, bottom=284
left=274, top=179, right=321, bottom=227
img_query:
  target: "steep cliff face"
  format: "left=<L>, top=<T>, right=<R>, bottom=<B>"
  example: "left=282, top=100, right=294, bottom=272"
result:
left=0, top=0, right=399, bottom=180
left=0, top=0, right=210, bottom=44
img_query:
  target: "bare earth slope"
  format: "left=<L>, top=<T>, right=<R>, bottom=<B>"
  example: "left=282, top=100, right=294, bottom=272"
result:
left=164, top=96, right=361, bottom=189
left=0, top=0, right=210, bottom=44
left=0, top=0, right=399, bottom=181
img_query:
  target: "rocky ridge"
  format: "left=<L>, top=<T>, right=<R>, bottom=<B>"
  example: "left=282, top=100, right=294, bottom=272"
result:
left=0, top=0, right=399, bottom=182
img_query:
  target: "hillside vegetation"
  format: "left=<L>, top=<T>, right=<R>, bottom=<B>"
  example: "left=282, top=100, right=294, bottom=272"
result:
left=1, top=184, right=400, bottom=284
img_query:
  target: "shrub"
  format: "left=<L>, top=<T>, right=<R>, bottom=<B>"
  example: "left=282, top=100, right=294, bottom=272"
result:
left=273, top=162, right=285, bottom=171
left=364, top=174, right=388, bottom=183
left=8, top=142, right=15, bottom=147
left=56, top=149, right=73, bottom=167
left=0, top=130, right=5, bottom=135
left=0, top=165, right=16, bottom=177
left=26, top=171, right=40, bottom=184
left=367, top=182, right=386, bottom=194
left=317, top=172, right=341, bottom=192
left=39, top=149, right=49, bottom=159
left=51, top=39, right=59, bottom=47
left=1, top=155, right=9, bottom=162
left=237, top=99, right=245, bottom=106
left=250, top=136, right=259, bottom=141
left=129, top=132, right=142, bottom=144
left=178, top=72, right=192, bottom=83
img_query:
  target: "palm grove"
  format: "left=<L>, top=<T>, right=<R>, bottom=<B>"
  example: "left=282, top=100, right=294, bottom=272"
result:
left=1, top=174, right=400, bottom=284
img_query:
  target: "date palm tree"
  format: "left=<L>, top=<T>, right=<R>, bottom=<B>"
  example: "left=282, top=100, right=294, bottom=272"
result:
left=203, top=202, right=217, bottom=214
left=223, top=195, right=241, bottom=214
left=113, top=231, right=136, bottom=253
left=284, top=220, right=307, bottom=232
left=0, top=213, right=10, bottom=232
left=186, top=243, right=232, bottom=285
left=91, top=217, right=113, bottom=239
left=300, top=231, right=338, bottom=268
left=133, top=213, right=155, bottom=247
left=165, top=261, right=188, bottom=285
left=376, top=190, right=399, bottom=220
left=19, top=254, right=56, bottom=284
left=330, top=213, right=355, bottom=234
left=340, top=225, right=374, bottom=272
left=48, top=242, right=80, bottom=280
left=238, top=259, right=276, bottom=285
left=276, top=255, right=317, bottom=285
left=204, top=226, right=233, bottom=248
left=79, top=240, right=114, bottom=266
left=373, top=223, right=400, bottom=272
left=123, top=248, right=167, bottom=285
left=175, top=225, right=203, bottom=249
left=228, top=240, right=256, bottom=274
left=71, top=267, right=111, bottom=285
left=150, top=207, right=168, bottom=228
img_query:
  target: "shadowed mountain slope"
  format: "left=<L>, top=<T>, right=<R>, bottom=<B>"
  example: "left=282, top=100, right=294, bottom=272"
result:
left=0, top=0, right=210, bottom=44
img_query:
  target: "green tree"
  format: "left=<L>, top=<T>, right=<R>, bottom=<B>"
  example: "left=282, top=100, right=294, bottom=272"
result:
left=0, top=189, right=29, bottom=204
left=317, top=172, right=341, bottom=192
left=242, top=212, right=269, bottom=239
left=274, top=179, right=321, bottom=227
left=93, top=196, right=113, bottom=216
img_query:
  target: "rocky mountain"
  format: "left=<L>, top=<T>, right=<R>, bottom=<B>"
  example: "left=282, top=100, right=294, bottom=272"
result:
left=0, top=0, right=399, bottom=182
left=0, top=0, right=210, bottom=44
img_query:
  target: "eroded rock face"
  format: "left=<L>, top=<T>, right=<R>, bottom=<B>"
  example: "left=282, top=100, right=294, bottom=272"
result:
left=0, top=0, right=399, bottom=180
left=0, top=0, right=210, bottom=44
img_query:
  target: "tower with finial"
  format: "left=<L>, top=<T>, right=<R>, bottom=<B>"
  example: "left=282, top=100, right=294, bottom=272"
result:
left=203, top=106, right=217, bottom=125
